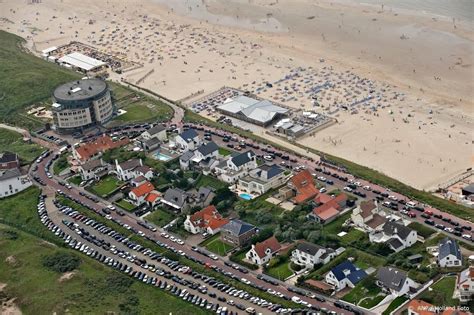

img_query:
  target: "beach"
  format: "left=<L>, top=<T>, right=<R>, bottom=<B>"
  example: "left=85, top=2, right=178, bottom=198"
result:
left=0, top=0, right=472, bottom=190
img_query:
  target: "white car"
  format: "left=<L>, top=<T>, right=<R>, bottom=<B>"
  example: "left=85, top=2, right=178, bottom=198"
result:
left=241, top=278, right=251, bottom=285
left=319, top=187, right=327, bottom=193
left=343, top=186, right=352, bottom=192
left=317, top=176, right=327, bottom=181
left=444, top=227, right=454, bottom=233
left=388, top=195, right=398, bottom=201
left=263, top=155, right=273, bottom=161
left=462, top=234, right=472, bottom=240
left=363, top=185, right=371, bottom=190
left=105, top=215, right=112, bottom=220
left=291, top=296, right=302, bottom=304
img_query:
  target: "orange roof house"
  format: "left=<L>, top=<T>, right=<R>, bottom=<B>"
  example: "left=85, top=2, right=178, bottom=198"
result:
left=254, top=236, right=282, bottom=259
left=310, top=193, right=347, bottom=224
left=184, top=205, right=229, bottom=235
left=130, top=181, right=155, bottom=198
left=289, top=170, right=319, bottom=204
left=73, top=135, right=129, bottom=162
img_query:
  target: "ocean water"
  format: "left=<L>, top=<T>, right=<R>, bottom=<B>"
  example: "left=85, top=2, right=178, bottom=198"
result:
left=347, top=0, right=473, bottom=21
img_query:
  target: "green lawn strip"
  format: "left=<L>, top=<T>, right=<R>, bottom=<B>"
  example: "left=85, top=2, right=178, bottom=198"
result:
left=183, top=108, right=472, bottom=221
left=145, top=208, right=175, bottom=227
left=200, top=234, right=234, bottom=256
left=382, top=296, right=408, bottom=315
left=88, top=175, right=123, bottom=197
left=0, top=187, right=61, bottom=245
left=265, top=258, right=293, bottom=281
left=322, top=212, right=352, bottom=235
left=408, top=222, right=435, bottom=239
left=359, top=295, right=385, bottom=309
left=340, top=229, right=367, bottom=246
left=0, top=128, right=43, bottom=164
left=195, top=174, right=228, bottom=190
left=0, top=31, right=81, bottom=129
left=218, top=147, right=232, bottom=156
left=68, top=175, right=82, bottom=186
left=0, top=226, right=207, bottom=315
left=342, top=275, right=382, bottom=304
left=53, top=153, right=69, bottom=175
left=419, top=276, right=459, bottom=307
left=115, top=199, right=136, bottom=211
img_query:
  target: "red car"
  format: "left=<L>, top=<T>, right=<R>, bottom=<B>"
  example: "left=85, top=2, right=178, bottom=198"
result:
left=408, top=212, right=416, bottom=218
left=424, top=209, right=433, bottom=216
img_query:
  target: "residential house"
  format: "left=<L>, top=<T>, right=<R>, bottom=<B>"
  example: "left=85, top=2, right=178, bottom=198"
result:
left=128, top=181, right=155, bottom=206
left=184, top=205, right=229, bottom=235
left=179, top=142, right=220, bottom=171
left=175, top=129, right=200, bottom=151
left=145, top=191, right=161, bottom=208
left=291, top=241, right=336, bottom=269
left=369, top=220, right=417, bottom=252
left=161, top=187, right=190, bottom=212
left=407, top=299, right=470, bottom=315
left=142, top=124, right=167, bottom=141
left=79, top=159, right=108, bottom=181
left=73, top=135, right=129, bottom=162
left=438, top=237, right=462, bottom=268
left=376, top=267, right=416, bottom=297
left=194, top=141, right=219, bottom=162
left=115, top=159, right=153, bottom=181
left=193, top=186, right=215, bottom=208
left=220, top=219, right=258, bottom=247
left=457, top=267, right=474, bottom=304
left=351, top=200, right=386, bottom=232
left=325, top=260, right=368, bottom=291
left=237, top=164, right=287, bottom=195
left=141, top=137, right=161, bottom=152
left=216, top=150, right=257, bottom=183
left=131, top=175, right=147, bottom=187
left=245, top=236, right=282, bottom=265
left=0, top=152, right=20, bottom=170
left=308, top=193, right=348, bottom=224
left=0, top=167, right=31, bottom=198
left=179, top=150, right=195, bottom=170
left=288, top=170, right=318, bottom=204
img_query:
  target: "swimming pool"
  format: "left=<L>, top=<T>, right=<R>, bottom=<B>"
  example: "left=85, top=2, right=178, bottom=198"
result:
left=153, top=151, right=173, bottom=161
left=239, top=193, right=253, bottom=200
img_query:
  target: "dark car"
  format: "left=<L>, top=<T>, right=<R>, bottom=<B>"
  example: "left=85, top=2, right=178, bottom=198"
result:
left=424, top=219, right=435, bottom=226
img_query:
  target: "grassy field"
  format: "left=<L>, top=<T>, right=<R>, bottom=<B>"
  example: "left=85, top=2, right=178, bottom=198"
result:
left=0, top=31, right=80, bottom=129
left=322, top=212, right=352, bottom=235
left=88, top=175, right=123, bottom=197
left=115, top=199, right=136, bottom=211
left=68, top=175, right=82, bottom=186
left=218, top=147, right=233, bottom=156
left=419, top=276, right=459, bottom=307
left=382, top=296, right=408, bottom=315
left=0, top=128, right=43, bottom=164
left=408, top=222, right=436, bottom=239
left=265, top=259, right=293, bottom=280
left=145, top=208, right=175, bottom=227
left=0, top=226, right=208, bottom=315
left=200, top=233, right=234, bottom=256
left=342, top=276, right=382, bottom=305
left=196, top=174, right=228, bottom=190
left=359, top=295, right=385, bottom=309
left=53, top=154, right=69, bottom=175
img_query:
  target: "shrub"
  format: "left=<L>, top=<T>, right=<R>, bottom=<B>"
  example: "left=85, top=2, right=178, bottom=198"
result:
left=42, top=252, right=81, bottom=273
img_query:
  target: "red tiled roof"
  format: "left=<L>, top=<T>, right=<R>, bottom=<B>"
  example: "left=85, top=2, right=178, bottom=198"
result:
left=291, top=170, right=318, bottom=204
left=75, top=135, right=129, bottom=161
left=359, top=200, right=377, bottom=218
left=406, top=299, right=435, bottom=315
left=130, top=181, right=155, bottom=198
left=190, top=205, right=229, bottom=231
left=469, top=266, right=474, bottom=278
left=312, top=193, right=347, bottom=219
left=145, top=191, right=160, bottom=202
left=254, top=236, right=281, bottom=258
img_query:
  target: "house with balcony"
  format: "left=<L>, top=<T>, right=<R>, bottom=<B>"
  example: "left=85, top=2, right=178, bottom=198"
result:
left=184, top=205, right=229, bottom=235
left=376, top=267, right=416, bottom=297
left=369, top=220, right=417, bottom=252
left=286, top=170, right=318, bottom=204
left=128, top=181, right=156, bottom=206
left=438, top=237, right=462, bottom=268
left=308, top=193, right=348, bottom=224
left=351, top=200, right=387, bottom=232
left=78, top=158, right=109, bottom=181
left=141, top=124, right=167, bottom=142
left=457, top=267, right=474, bottom=304
left=115, top=159, right=153, bottom=182
left=237, top=164, right=287, bottom=195
left=245, top=236, right=282, bottom=265
left=175, top=129, right=201, bottom=151
left=291, top=241, right=336, bottom=269
left=325, top=260, right=368, bottom=291
left=220, top=219, right=258, bottom=247
left=215, top=150, right=257, bottom=183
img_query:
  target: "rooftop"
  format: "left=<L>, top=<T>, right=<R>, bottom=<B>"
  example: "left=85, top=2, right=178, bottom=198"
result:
left=53, top=78, right=108, bottom=102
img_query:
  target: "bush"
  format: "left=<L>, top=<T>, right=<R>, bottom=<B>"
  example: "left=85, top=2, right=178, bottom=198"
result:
left=42, top=252, right=81, bottom=272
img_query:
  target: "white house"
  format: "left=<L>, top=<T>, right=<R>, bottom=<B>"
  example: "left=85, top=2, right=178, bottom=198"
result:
left=175, top=129, right=201, bottom=151
left=457, top=267, right=474, bottom=304
left=437, top=237, right=462, bottom=268
left=215, top=150, right=257, bottom=183
left=245, top=236, right=282, bottom=266
left=79, top=159, right=108, bottom=181
left=351, top=200, right=387, bottom=232
left=115, top=159, right=153, bottom=181
left=194, top=141, right=219, bottom=162
left=237, top=164, right=287, bottom=195
left=291, top=242, right=336, bottom=269
left=183, top=205, right=229, bottom=235
left=142, top=124, right=167, bottom=142
left=0, top=168, right=32, bottom=198
left=128, top=181, right=155, bottom=206
left=179, top=142, right=220, bottom=171
left=376, top=267, right=417, bottom=297
left=369, top=220, right=417, bottom=252
left=325, top=260, right=368, bottom=291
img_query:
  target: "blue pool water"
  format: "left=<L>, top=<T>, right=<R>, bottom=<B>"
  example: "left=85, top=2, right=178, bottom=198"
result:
left=239, top=193, right=253, bottom=200
left=153, top=152, right=173, bottom=161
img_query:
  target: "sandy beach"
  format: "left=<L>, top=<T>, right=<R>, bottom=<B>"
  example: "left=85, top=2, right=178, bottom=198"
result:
left=0, top=0, right=472, bottom=190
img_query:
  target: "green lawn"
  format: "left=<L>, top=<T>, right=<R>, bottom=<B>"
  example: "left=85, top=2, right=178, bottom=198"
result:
left=114, top=99, right=173, bottom=124
left=68, top=175, right=82, bottom=186
left=88, top=175, right=123, bottom=197
left=218, top=147, right=232, bottom=156
left=408, top=222, right=435, bottom=239
left=0, top=226, right=208, bottom=315
left=340, top=229, right=367, bottom=246
left=200, top=233, right=234, bottom=256
left=53, top=153, right=69, bottom=175
left=196, top=174, right=227, bottom=190
left=146, top=208, right=175, bottom=227
left=115, top=199, right=136, bottom=211
left=0, top=31, right=80, bottom=129
left=265, top=259, right=293, bottom=280
left=342, top=275, right=382, bottom=305
left=359, top=295, right=385, bottom=309
left=0, top=128, right=43, bottom=164
left=419, top=276, right=459, bottom=307
left=323, top=212, right=352, bottom=235
left=382, top=296, right=408, bottom=315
